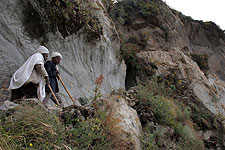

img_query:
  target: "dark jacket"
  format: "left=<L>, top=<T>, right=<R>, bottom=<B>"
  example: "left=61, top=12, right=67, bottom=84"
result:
left=44, top=60, right=59, bottom=93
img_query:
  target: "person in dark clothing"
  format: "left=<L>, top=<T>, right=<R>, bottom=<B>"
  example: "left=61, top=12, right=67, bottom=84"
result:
left=42, top=52, right=64, bottom=108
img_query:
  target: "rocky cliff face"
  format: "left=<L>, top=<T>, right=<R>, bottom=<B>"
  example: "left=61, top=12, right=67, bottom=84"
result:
left=109, top=0, right=225, bottom=118
left=0, top=0, right=126, bottom=106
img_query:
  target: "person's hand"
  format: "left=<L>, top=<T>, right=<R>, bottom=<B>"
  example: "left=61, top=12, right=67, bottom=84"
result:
left=56, top=70, right=60, bottom=75
left=44, top=76, right=50, bottom=85
left=56, top=70, right=60, bottom=79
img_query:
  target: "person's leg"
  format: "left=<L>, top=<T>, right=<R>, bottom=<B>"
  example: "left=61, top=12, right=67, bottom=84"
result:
left=55, top=93, right=64, bottom=108
left=50, top=93, right=64, bottom=108
left=10, top=88, right=24, bottom=101
left=42, top=92, right=52, bottom=106
left=20, top=83, right=38, bottom=99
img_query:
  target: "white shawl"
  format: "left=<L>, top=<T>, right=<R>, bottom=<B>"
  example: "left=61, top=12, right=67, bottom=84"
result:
left=8, top=53, right=46, bottom=101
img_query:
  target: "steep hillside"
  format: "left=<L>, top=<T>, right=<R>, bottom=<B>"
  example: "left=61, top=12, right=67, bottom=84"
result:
left=106, top=0, right=225, bottom=117
left=105, top=0, right=225, bottom=149
left=1, top=0, right=225, bottom=150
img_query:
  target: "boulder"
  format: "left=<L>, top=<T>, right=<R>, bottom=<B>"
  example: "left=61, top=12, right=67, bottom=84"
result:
left=0, top=100, right=18, bottom=111
left=99, top=94, right=142, bottom=150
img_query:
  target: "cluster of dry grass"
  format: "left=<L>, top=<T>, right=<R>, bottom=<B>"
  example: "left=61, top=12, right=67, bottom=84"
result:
left=0, top=99, right=114, bottom=150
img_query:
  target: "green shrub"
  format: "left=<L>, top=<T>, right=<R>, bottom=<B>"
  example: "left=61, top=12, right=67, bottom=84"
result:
left=151, top=96, right=176, bottom=126
left=183, top=106, right=192, bottom=120
left=109, top=0, right=161, bottom=26
left=136, top=83, right=177, bottom=126
left=78, top=97, right=89, bottom=106
left=176, top=106, right=191, bottom=122
left=138, top=77, right=173, bottom=97
left=136, top=79, right=206, bottom=149
left=175, top=123, right=195, bottom=142
left=121, top=41, right=141, bottom=66
left=189, top=102, right=222, bottom=130
left=22, top=0, right=103, bottom=40
left=138, top=0, right=159, bottom=17
left=191, top=53, right=209, bottom=74
left=141, top=124, right=165, bottom=149
left=66, top=117, right=112, bottom=149
left=175, top=123, right=204, bottom=149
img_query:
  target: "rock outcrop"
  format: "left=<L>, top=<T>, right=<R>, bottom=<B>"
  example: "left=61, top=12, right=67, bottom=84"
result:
left=111, top=0, right=225, bottom=118
left=99, top=93, right=142, bottom=150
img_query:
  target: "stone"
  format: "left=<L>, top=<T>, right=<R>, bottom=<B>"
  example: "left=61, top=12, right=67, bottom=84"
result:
left=0, top=100, right=18, bottom=111
left=100, top=94, right=142, bottom=150
left=203, top=130, right=213, bottom=141
left=198, top=130, right=204, bottom=137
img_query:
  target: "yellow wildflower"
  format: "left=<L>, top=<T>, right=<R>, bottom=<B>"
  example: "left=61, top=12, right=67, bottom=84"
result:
left=29, top=143, right=33, bottom=147
left=178, top=80, right=181, bottom=84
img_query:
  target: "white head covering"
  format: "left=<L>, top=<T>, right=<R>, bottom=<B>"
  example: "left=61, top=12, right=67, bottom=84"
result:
left=51, top=52, right=62, bottom=59
left=37, top=46, right=49, bottom=54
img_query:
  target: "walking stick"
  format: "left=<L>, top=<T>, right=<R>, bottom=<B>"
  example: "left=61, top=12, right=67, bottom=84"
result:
left=57, top=74, right=76, bottom=105
left=47, top=84, right=60, bottom=106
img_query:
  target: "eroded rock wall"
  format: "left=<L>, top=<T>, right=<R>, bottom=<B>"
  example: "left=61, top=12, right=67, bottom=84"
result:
left=0, top=0, right=126, bottom=106
left=112, top=1, right=225, bottom=117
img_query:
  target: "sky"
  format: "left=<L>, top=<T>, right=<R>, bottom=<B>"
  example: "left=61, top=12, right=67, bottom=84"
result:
left=162, top=0, right=225, bottom=30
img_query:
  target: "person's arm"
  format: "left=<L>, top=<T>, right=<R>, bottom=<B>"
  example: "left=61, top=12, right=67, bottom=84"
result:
left=35, top=64, right=48, bottom=77
left=35, top=64, right=49, bottom=84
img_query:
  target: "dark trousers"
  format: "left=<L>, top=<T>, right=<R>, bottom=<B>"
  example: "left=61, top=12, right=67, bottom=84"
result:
left=10, top=83, right=38, bottom=101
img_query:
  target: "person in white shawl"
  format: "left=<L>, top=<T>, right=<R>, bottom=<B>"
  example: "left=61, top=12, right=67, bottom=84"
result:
left=8, top=46, right=50, bottom=101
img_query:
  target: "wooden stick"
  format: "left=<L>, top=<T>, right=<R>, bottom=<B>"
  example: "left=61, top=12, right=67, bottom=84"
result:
left=47, top=84, right=60, bottom=106
left=57, top=74, right=76, bottom=105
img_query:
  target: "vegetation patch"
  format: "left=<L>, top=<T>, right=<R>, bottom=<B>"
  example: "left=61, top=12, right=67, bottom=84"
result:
left=130, top=75, right=225, bottom=149
left=0, top=101, right=65, bottom=149
left=191, top=53, right=209, bottom=75
left=157, top=72, right=188, bottom=96
left=134, top=79, right=205, bottom=149
left=65, top=116, right=112, bottom=149
left=22, top=0, right=103, bottom=41
left=0, top=99, right=114, bottom=150
left=120, top=36, right=157, bottom=89
left=108, top=0, right=162, bottom=26
left=78, top=97, right=89, bottom=106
